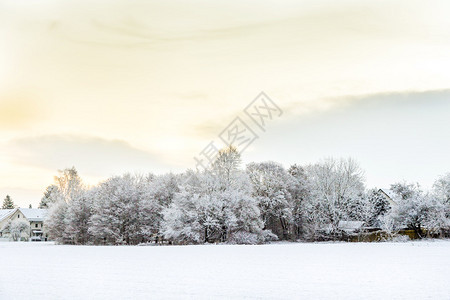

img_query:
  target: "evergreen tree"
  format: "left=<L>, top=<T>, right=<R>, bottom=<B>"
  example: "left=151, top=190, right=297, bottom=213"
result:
left=2, top=195, right=14, bottom=209
left=365, top=188, right=391, bottom=227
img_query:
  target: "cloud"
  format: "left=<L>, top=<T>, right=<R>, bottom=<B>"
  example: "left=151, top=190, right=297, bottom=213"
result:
left=284, top=89, right=450, bottom=116
left=4, top=135, right=173, bottom=176
left=48, top=1, right=444, bottom=51
left=189, top=120, right=228, bottom=139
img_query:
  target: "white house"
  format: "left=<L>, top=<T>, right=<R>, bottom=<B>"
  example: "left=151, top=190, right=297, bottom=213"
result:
left=0, top=208, right=48, bottom=241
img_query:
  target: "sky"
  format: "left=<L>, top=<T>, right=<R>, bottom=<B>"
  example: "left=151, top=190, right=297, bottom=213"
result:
left=1, top=0, right=450, bottom=207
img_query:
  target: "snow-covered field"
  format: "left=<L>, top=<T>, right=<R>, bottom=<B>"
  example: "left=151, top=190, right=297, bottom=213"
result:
left=1, top=241, right=449, bottom=299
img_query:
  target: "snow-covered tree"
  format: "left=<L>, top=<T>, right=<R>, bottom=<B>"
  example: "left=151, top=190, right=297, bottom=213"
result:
left=64, top=189, right=93, bottom=245
left=163, top=146, right=265, bottom=244
left=45, top=200, right=68, bottom=243
left=225, top=185, right=269, bottom=244
left=148, top=173, right=180, bottom=208
left=390, top=182, right=419, bottom=201
left=302, top=158, right=365, bottom=240
left=383, top=183, right=449, bottom=237
left=162, top=173, right=223, bottom=244
left=44, top=167, right=85, bottom=243
left=39, top=185, right=59, bottom=209
left=213, top=146, right=265, bottom=242
left=246, top=161, right=294, bottom=240
left=364, top=188, right=391, bottom=227
left=54, top=167, right=83, bottom=204
left=211, top=145, right=242, bottom=186
left=433, top=173, right=450, bottom=207
left=433, top=174, right=450, bottom=233
left=2, top=195, right=14, bottom=209
left=163, top=170, right=266, bottom=244
left=2, top=219, right=31, bottom=241
left=288, top=164, right=311, bottom=238
left=89, top=174, right=160, bottom=245
left=37, top=159, right=450, bottom=245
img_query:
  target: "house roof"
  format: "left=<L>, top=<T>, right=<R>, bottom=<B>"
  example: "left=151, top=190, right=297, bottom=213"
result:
left=0, top=209, right=16, bottom=222
left=378, top=188, right=399, bottom=206
left=18, top=208, right=48, bottom=222
left=379, top=188, right=397, bottom=199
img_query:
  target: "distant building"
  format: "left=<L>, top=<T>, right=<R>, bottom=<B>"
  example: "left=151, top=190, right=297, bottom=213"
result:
left=0, top=208, right=48, bottom=241
left=378, top=188, right=399, bottom=207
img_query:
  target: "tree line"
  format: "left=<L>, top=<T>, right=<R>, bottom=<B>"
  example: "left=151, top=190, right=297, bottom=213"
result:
left=42, top=146, right=450, bottom=245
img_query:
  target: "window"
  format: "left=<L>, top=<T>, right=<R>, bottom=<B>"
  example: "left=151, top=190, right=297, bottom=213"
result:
left=18, top=215, right=20, bottom=218
left=35, top=224, right=38, bottom=228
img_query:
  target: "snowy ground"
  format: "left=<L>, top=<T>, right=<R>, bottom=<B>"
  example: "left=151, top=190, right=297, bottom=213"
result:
left=0, top=241, right=449, bottom=299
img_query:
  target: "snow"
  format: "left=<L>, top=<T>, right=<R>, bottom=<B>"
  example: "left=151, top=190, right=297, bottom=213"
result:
left=0, top=241, right=449, bottom=299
